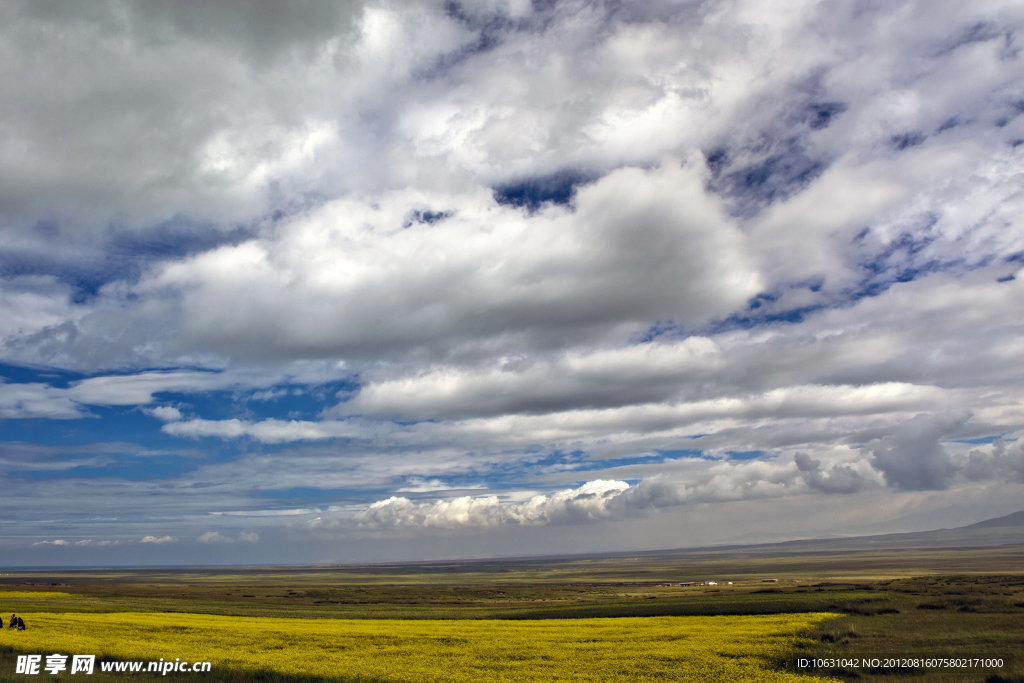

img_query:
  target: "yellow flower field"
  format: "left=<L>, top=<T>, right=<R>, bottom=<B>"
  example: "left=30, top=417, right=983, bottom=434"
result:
left=1, top=612, right=839, bottom=682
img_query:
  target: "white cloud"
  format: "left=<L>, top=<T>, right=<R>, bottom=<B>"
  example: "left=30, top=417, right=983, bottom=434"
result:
left=330, top=266, right=1023, bottom=423
left=140, top=535, right=177, bottom=544
left=163, top=382, right=948, bottom=446
left=0, top=362, right=352, bottom=420
left=197, top=530, right=259, bottom=544
left=349, top=436, right=1024, bottom=531
left=347, top=425, right=1024, bottom=530
left=352, top=464, right=832, bottom=530
left=356, top=480, right=633, bottom=529
left=335, top=336, right=727, bottom=419
left=74, top=539, right=123, bottom=547
left=197, top=531, right=233, bottom=544
left=0, top=277, right=81, bottom=355
left=162, top=418, right=370, bottom=443
left=396, top=478, right=487, bottom=493
left=0, top=381, right=89, bottom=419
left=67, top=372, right=238, bottom=405
left=145, top=159, right=760, bottom=362
left=66, top=365, right=348, bottom=406
left=216, top=509, right=319, bottom=517
left=147, top=406, right=183, bottom=422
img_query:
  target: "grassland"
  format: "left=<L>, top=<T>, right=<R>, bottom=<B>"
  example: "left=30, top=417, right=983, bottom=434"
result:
left=5, top=534, right=1023, bottom=586
left=0, top=611, right=840, bottom=683
left=0, top=580, right=899, bottom=621
left=790, top=574, right=1024, bottom=683
left=0, top=540, right=1022, bottom=682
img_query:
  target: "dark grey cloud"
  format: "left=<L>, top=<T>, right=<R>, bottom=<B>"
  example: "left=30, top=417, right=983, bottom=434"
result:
left=794, top=452, right=866, bottom=494
left=120, top=0, right=360, bottom=62
left=869, top=413, right=968, bottom=490
left=965, top=440, right=1024, bottom=483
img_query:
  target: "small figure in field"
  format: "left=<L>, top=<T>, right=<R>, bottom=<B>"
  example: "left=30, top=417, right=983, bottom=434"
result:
left=8, top=614, right=15, bottom=629
left=16, top=617, right=25, bottom=630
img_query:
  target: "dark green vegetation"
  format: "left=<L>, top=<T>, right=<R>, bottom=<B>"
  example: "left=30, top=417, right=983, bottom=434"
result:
left=1, top=515, right=1023, bottom=681
left=789, top=575, right=1024, bottom=683
left=0, top=580, right=916, bottom=621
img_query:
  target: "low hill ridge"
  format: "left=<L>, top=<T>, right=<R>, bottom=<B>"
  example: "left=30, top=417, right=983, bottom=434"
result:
left=962, top=510, right=1024, bottom=529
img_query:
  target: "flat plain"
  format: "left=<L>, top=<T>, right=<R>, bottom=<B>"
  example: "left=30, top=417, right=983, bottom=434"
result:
left=2, top=523, right=1023, bottom=682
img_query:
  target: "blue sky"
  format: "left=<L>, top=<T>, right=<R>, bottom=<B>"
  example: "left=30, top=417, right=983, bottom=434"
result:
left=1, top=0, right=1023, bottom=566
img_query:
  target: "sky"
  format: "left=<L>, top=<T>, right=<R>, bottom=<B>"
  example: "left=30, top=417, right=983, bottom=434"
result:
left=0, top=0, right=1022, bottom=567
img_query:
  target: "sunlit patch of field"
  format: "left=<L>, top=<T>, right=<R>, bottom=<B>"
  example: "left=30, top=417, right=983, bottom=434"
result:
left=1, top=612, right=839, bottom=682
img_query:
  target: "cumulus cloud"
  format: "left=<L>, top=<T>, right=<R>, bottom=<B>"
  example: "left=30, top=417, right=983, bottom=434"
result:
left=352, top=432, right=1024, bottom=532
left=355, top=480, right=633, bottom=529
left=197, top=531, right=232, bottom=544
left=74, top=539, right=122, bottom=547
left=147, top=406, right=183, bottom=422
left=140, top=535, right=177, bottom=544
left=197, top=531, right=258, bottom=544
left=965, top=440, right=1024, bottom=483
left=146, top=159, right=760, bottom=362
left=858, top=418, right=1024, bottom=491
left=869, top=413, right=969, bottom=490
left=794, top=452, right=868, bottom=494
left=355, top=464, right=818, bottom=530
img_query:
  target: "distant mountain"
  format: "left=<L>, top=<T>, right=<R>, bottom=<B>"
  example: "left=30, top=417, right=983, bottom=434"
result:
left=963, top=510, right=1024, bottom=529
left=621, top=510, right=1024, bottom=559
left=375, top=511, right=1024, bottom=576
left=742, top=510, right=1024, bottom=553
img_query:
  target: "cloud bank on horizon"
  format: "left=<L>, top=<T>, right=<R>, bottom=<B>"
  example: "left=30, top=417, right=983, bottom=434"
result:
left=0, top=0, right=1022, bottom=565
